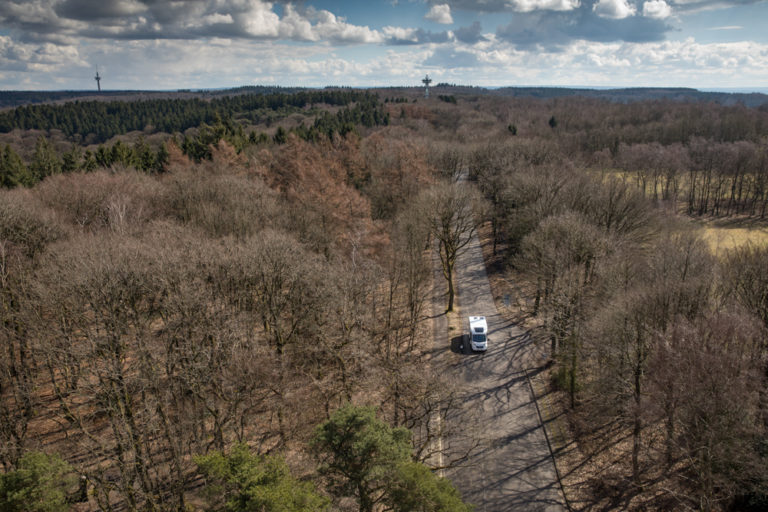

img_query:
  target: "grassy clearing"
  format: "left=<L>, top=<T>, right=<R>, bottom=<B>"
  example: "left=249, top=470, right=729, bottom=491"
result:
left=590, top=169, right=768, bottom=255
left=698, top=222, right=768, bottom=255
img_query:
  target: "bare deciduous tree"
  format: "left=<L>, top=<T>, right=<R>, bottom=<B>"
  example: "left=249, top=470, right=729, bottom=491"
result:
left=519, top=211, right=608, bottom=405
left=722, top=244, right=768, bottom=329
left=418, top=182, right=482, bottom=312
left=586, top=230, right=713, bottom=483
left=649, top=312, right=767, bottom=511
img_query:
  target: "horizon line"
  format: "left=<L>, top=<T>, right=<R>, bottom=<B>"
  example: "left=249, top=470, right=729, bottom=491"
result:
left=2, top=85, right=768, bottom=94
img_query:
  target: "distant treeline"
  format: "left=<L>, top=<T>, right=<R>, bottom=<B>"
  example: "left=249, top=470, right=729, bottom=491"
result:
left=0, top=90, right=378, bottom=143
left=0, top=85, right=308, bottom=108
left=491, top=87, right=768, bottom=107
left=0, top=93, right=389, bottom=188
left=0, top=90, right=137, bottom=109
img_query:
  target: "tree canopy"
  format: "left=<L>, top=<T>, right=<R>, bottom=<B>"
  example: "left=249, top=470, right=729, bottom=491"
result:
left=0, top=451, right=77, bottom=512
left=311, top=404, right=471, bottom=512
left=195, top=444, right=329, bottom=512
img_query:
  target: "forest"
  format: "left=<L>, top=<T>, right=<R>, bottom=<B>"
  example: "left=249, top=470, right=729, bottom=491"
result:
left=1, top=87, right=768, bottom=511
left=0, top=90, right=388, bottom=187
left=0, top=89, right=385, bottom=144
left=0, top=86, right=310, bottom=109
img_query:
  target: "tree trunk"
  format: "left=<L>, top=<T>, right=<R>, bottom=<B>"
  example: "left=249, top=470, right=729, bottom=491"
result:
left=446, top=266, right=455, bottom=312
left=492, top=217, right=498, bottom=256
left=358, top=483, right=373, bottom=512
left=632, top=362, right=642, bottom=484
left=664, top=398, right=675, bottom=470
left=569, top=343, right=577, bottom=409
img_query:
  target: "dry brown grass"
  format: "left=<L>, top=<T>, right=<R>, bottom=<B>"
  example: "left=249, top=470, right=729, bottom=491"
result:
left=587, top=168, right=768, bottom=257
left=698, top=222, right=768, bottom=255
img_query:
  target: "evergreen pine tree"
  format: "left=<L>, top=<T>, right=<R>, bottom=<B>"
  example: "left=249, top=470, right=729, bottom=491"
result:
left=195, top=444, right=329, bottom=512
left=29, top=137, right=61, bottom=181
left=61, top=144, right=83, bottom=174
left=0, top=451, right=77, bottom=512
left=0, top=144, right=29, bottom=187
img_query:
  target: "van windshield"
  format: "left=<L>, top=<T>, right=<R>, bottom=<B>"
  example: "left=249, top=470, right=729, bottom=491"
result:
left=472, top=334, right=486, bottom=343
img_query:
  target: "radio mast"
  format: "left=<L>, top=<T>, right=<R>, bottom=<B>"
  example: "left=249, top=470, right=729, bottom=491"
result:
left=95, top=70, right=102, bottom=92
left=422, top=74, right=432, bottom=98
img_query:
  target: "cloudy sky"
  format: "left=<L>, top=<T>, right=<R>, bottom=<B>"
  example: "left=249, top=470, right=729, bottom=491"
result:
left=1, top=0, right=766, bottom=91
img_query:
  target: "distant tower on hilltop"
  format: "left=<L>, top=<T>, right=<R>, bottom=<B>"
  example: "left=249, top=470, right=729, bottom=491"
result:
left=94, top=70, right=102, bottom=92
left=422, top=74, right=432, bottom=98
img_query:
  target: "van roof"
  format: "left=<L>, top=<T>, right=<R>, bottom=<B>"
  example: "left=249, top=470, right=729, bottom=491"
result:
left=469, top=316, right=487, bottom=330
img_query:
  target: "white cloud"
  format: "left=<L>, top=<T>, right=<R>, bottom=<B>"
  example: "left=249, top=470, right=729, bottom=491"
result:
left=2, top=0, right=64, bottom=25
left=2, top=34, right=768, bottom=90
left=202, top=13, right=234, bottom=25
left=425, top=46, right=480, bottom=67
left=0, top=1, right=766, bottom=90
left=231, top=1, right=280, bottom=37
left=309, top=8, right=384, bottom=44
left=642, top=0, right=672, bottom=19
left=277, top=4, right=315, bottom=40
left=443, top=0, right=580, bottom=12
left=382, top=26, right=420, bottom=43
left=593, top=0, right=637, bottom=19
left=1, top=0, right=385, bottom=45
left=0, top=36, right=87, bottom=74
left=510, top=0, right=581, bottom=11
left=669, top=0, right=709, bottom=5
left=611, top=39, right=768, bottom=79
left=425, top=4, right=454, bottom=24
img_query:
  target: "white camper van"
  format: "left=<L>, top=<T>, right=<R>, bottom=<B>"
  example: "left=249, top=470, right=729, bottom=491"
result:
left=467, top=316, right=488, bottom=352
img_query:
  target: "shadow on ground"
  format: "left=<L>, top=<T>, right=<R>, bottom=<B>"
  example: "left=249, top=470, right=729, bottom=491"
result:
left=451, top=334, right=483, bottom=355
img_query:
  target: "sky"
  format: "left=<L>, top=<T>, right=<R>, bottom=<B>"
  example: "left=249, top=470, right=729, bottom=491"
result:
left=0, top=0, right=767, bottom=91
